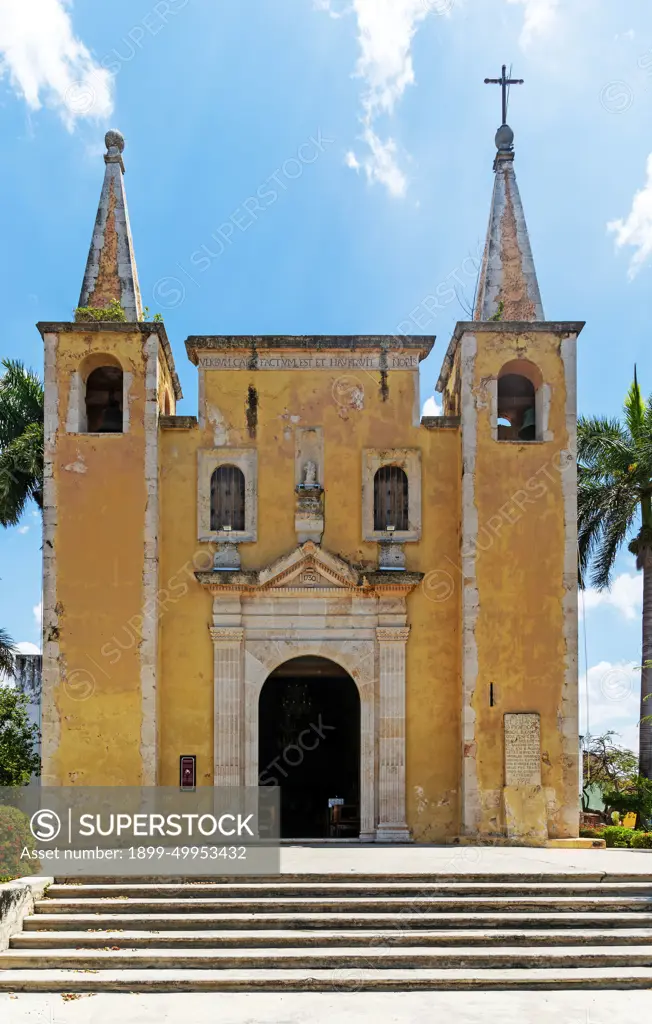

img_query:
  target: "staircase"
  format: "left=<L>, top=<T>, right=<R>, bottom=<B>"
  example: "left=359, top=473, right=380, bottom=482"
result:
left=2, top=873, right=652, bottom=991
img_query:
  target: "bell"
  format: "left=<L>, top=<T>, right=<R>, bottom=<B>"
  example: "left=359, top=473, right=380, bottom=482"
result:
left=99, top=401, right=123, bottom=433
left=518, top=405, right=536, bottom=440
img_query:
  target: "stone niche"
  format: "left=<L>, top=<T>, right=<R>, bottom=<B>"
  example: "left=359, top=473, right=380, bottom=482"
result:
left=294, top=427, right=324, bottom=544
left=502, top=712, right=548, bottom=842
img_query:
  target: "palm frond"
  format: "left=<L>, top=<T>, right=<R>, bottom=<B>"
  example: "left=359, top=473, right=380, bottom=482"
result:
left=0, top=362, right=44, bottom=523
left=590, top=493, right=639, bottom=590
left=0, top=359, right=44, bottom=447
left=0, top=425, right=43, bottom=525
left=624, top=369, right=646, bottom=443
left=578, top=469, right=640, bottom=589
left=578, top=416, right=634, bottom=472
left=0, top=627, right=16, bottom=678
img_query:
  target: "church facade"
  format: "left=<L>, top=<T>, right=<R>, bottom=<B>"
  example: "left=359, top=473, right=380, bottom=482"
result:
left=38, top=124, right=583, bottom=844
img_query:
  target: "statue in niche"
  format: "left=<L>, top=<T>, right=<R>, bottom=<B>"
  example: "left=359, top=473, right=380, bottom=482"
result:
left=303, top=460, right=318, bottom=486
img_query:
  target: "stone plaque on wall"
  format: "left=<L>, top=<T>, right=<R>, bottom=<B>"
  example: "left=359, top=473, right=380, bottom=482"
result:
left=504, top=713, right=541, bottom=787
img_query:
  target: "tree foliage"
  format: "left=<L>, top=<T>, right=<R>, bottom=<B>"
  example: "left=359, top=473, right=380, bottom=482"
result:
left=0, top=627, right=15, bottom=679
left=583, top=732, right=638, bottom=791
left=0, top=687, right=41, bottom=786
left=578, top=373, right=652, bottom=778
left=0, top=359, right=44, bottom=526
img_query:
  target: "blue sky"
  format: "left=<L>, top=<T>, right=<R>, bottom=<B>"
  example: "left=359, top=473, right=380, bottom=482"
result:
left=1, top=0, right=651, bottom=752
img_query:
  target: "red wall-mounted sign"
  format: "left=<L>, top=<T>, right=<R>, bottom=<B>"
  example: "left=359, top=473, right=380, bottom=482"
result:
left=180, top=755, right=196, bottom=791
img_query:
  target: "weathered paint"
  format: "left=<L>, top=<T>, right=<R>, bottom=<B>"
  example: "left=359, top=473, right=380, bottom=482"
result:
left=474, top=144, right=544, bottom=323
left=41, top=321, right=581, bottom=840
left=78, top=131, right=142, bottom=321
left=156, top=351, right=461, bottom=838
left=38, top=325, right=177, bottom=786
left=454, top=323, right=581, bottom=838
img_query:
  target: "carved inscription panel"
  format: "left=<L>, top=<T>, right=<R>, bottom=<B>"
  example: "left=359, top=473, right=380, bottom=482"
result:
left=504, top=713, right=541, bottom=787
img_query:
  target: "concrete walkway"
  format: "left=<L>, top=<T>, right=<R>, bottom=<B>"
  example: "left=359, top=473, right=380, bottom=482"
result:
left=1, top=990, right=650, bottom=1023
left=277, top=844, right=652, bottom=875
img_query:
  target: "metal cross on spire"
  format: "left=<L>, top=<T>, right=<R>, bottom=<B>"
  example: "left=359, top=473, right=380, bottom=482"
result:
left=484, top=64, right=524, bottom=126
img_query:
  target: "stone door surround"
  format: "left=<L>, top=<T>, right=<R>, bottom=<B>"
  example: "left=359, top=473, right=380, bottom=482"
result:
left=196, top=542, right=423, bottom=841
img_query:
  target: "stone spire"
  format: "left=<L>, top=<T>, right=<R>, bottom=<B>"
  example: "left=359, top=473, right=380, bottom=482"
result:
left=78, top=130, right=142, bottom=321
left=473, top=123, right=544, bottom=322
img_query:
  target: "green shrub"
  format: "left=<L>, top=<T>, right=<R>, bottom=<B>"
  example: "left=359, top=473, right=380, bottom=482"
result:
left=630, top=831, right=652, bottom=849
left=74, top=299, right=126, bottom=323
left=601, top=825, right=635, bottom=848
left=579, top=827, right=605, bottom=839
left=0, top=805, right=40, bottom=878
left=603, top=778, right=652, bottom=820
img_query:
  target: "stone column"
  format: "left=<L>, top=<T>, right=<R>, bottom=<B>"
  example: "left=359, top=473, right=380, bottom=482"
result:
left=210, top=627, right=244, bottom=787
left=375, top=626, right=411, bottom=842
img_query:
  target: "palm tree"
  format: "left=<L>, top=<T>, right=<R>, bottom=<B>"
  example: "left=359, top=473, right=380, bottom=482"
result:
left=0, top=359, right=44, bottom=526
left=0, top=626, right=16, bottom=679
left=578, top=372, right=652, bottom=779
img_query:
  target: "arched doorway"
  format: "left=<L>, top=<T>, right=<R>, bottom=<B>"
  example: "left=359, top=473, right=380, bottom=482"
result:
left=258, top=656, right=361, bottom=839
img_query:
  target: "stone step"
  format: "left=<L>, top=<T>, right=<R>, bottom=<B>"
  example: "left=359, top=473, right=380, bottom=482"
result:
left=2, top=945, right=652, bottom=971
left=34, top=896, right=652, bottom=914
left=43, top=881, right=652, bottom=899
left=51, top=872, right=652, bottom=884
left=12, top=928, right=652, bottom=949
left=2, top=966, right=652, bottom=991
left=23, top=911, right=652, bottom=931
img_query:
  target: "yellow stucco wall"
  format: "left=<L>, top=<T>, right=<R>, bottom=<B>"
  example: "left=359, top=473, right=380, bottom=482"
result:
left=46, top=328, right=149, bottom=785
left=46, top=326, right=575, bottom=841
left=158, top=362, right=461, bottom=838
left=467, top=328, right=577, bottom=838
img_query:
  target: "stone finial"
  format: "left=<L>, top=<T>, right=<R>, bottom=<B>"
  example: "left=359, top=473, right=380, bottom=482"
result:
left=77, top=129, right=142, bottom=321
left=104, top=129, right=125, bottom=171
left=495, top=123, right=514, bottom=152
left=473, top=127, right=544, bottom=322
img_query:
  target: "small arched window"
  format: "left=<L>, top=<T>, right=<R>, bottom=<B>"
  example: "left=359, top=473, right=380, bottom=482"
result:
left=497, top=373, right=536, bottom=441
left=163, top=392, right=171, bottom=416
left=210, top=465, right=246, bottom=532
left=374, top=465, right=409, bottom=531
left=85, top=366, right=123, bottom=433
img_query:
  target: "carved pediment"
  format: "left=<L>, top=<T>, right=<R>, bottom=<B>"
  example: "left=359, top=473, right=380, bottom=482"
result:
left=195, top=540, right=423, bottom=595
left=258, top=542, right=359, bottom=591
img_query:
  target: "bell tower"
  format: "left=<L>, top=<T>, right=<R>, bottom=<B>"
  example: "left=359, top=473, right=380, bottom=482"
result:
left=438, top=81, right=583, bottom=842
left=38, top=131, right=181, bottom=787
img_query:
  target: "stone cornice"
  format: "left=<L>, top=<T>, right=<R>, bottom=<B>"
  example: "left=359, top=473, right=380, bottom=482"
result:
left=196, top=542, right=423, bottom=596
left=36, top=321, right=182, bottom=400
left=185, top=334, right=435, bottom=366
left=435, top=320, right=585, bottom=394
left=196, top=572, right=422, bottom=597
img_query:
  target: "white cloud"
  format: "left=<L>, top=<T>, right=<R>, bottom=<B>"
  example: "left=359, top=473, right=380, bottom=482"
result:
left=33, top=601, right=42, bottom=631
left=422, top=395, right=442, bottom=416
left=507, top=0, right=560, bottom=48
left=16, top=641, right=40, bottom=655
left=607, top=153, right=652, bottom=278
left=580, top=572, right=642, bottom=621
left=580, top=660, right=640, bottom=754
left=0, top=0, right=113, bottom=129
left=17, top=525, right=29, bottom=534
left=358, top=125, right=408, bottom=197
left=317, top=0, right=435, bottom=197
left=314, top=0, right=347, bottom=16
